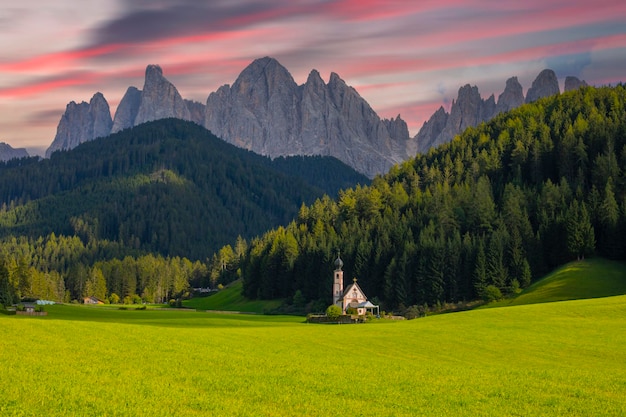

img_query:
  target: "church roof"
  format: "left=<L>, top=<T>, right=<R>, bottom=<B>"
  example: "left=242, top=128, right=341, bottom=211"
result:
left=357, top=301, right=377, bottom=308
left=342, top=279, right=366, bottom=299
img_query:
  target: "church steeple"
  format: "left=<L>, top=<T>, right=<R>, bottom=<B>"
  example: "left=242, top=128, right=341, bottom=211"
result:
left=334, top=252, right=344, bottom=271
left=332, top=252, right=344, bottom=306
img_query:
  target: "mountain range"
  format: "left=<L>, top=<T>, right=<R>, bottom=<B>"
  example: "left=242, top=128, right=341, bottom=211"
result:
left=41, top=57, right=587, bottom=177
left=415, top=70, right=588, bottom=152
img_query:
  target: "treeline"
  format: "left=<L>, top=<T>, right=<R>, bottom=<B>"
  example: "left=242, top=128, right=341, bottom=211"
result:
left=0, top=232, right=242, bottom=305
left=233, top=85, right=626, bottom=311
left=0, top=119, right=367, bottom=259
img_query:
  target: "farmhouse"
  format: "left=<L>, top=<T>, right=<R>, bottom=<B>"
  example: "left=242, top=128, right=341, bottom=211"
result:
left=332, top=254, right=379, bottom=316
left=83, top=296, right=104, bottom=305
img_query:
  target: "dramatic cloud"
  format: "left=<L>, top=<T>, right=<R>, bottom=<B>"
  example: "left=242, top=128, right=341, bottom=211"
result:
left=0, top=0, right=624, bottom=154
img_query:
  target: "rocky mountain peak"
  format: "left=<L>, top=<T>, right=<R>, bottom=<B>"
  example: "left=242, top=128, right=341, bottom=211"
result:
left=90, top=92, right=113, bottom=139
left=564, top=76, right=588, bottom=92
left=496, top=76, right=524, bottom=114
left=145, top=64, right=163, bottom=83
left=525, top=69, right=559, bottom=103
left=441, top=84, right=487, bottom=138
left=45, top=92, right=113, bottom=158
left=416, top=68, right=585, bottom=154
left=134, top=64, right=191, bottom=126
left=111, top=86, right=142, bottom=133
left=414, top=106, right=449, bottom=154
left=305, top=69, right=325, bottom=89
left=233, top=56, right=297, bottom=95
left=205, top=57, right=410, bottom=177
left=0, top=142, right=29, bottom=162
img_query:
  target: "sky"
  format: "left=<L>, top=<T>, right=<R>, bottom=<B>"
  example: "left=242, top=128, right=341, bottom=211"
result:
left=1, top=0, right=625, bottom=156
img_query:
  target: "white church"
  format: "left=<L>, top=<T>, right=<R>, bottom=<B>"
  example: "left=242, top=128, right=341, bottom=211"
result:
left=332, top=253, right=379, bottom=316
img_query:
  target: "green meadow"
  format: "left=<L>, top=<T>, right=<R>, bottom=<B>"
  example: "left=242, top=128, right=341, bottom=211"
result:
left=1, top=296, right=625, bottom=416
left=184, top=280, right=282, bottom=313
left=3, top=258, right=626, bottom=416
left=485, top=258, right=626, bottom=308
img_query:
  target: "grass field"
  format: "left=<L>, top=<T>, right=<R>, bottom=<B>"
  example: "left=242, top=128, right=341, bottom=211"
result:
left=2, top=294, right=626, bottom=416
left=183, top=280, right=282, bottom=313
left=486, top=258, right=626, bottom=308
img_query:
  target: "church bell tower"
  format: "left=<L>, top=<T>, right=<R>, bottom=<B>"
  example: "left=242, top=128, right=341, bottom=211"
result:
left=332, top=253, right=344, bottom=307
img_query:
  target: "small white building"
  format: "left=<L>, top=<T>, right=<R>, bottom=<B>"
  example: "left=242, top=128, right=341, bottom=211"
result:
left=332, top=254, right=378, bottom=316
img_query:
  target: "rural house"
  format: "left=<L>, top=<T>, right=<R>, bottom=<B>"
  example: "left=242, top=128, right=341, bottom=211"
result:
left=83, top=296, right=104, bottom=305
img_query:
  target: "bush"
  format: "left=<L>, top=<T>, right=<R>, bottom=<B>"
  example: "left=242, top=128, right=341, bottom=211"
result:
left=482, top=285, right=503, bottom=303
left=404, top=305, right=421, bottom=320
left=345, top=306, right=358, bottom=315
left=325, top=304, right=342, bottom=320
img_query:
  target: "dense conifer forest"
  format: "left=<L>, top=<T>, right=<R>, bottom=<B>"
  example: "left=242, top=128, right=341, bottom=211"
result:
left=0, top=119, right=368, bottom=304
left=233, top=85, right=626, bottom=311
left=2, top=87, right=625, bottom=309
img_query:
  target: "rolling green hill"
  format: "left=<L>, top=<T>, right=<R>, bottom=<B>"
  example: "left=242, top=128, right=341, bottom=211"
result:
left=485, top=257, right=626, bottom=308
left=184, top=280, right=282, bottom=313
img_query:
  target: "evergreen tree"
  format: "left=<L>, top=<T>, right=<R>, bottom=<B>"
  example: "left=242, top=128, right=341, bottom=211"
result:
left=0, top=259, right=15, bottom=307
left=473, top=239, right=487, bottom=298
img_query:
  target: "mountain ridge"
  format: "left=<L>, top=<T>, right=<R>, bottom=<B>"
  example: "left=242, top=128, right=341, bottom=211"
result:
left=414, top=70, right=588, bottom=153
left=44, top=57, right=589, bottom=175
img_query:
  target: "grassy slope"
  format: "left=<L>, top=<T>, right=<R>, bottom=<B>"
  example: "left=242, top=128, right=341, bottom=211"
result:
left=183, top=280, right=283, bottom=313
left=2, top=298, right=626, bottom=416
left=486, top=257, right=626, bottom=308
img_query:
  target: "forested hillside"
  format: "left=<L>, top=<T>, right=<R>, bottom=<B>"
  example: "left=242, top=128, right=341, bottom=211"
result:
left=0, top=119, right=369, bottom=304
left=232, top=85, right=626, bottom=311
left=0, top=119, right=368, bottom=260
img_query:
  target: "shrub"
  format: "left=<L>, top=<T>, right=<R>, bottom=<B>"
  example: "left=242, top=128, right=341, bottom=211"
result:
left=404, top=305, right=421, bottom=320
left=483, top=285, right=503, bottom=303
left=325, top=304, right=342, bottom=320
left=345, top=306, right=358, bottom=315
left=109, top=293, right=120, bottom=304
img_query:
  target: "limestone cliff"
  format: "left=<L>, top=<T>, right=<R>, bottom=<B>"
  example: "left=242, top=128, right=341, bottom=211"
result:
left=45, top=92, right=112, bottom=157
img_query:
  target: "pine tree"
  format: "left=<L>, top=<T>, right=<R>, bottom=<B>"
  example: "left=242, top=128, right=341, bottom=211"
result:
left=473, top=239, right=487, bottom=298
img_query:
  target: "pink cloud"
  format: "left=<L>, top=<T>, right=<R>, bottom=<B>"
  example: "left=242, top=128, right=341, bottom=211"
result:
left=0, top=44, right=124, bottom=73
left=0, top=73, right=101, bottom=98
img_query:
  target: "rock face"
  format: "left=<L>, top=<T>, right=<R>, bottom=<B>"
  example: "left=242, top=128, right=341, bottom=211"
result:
left=184, top=100, right=206, bottom=126
left=0, top=142, right=29, bottom=161
left=45, top=92, right=113, bottom=157
left=416, top=69, right=578, bottom=153
left=134, top=65, right=191, bottom=125
left=111, top=87, right=141, bottom=133
left=525, top=69, right=560, bottom=103
left=47, top=60, right=588, bottom=175
left=414, top=107, right=448, bottom=153
left=205, top=57, right=413, bottom=177
left=416, top=85, right=496, bottom=153
left=564, top=76, right=588, bottom=92
left=495, top=77, right=524, bottom=115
